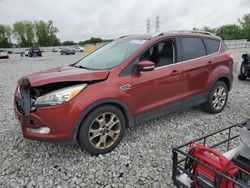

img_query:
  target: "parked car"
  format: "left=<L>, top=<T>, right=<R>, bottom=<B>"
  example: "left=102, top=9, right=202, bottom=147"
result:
left=0, top=49, right=9, bottom=59
left=24, top=49, right=30, bottom=56
left=26, top=47, right=42, bottom=57
left=60, top=48, right=75, bottom=55
left=14, top=31, right=233, bottom=155
left=52, top=48, right=62, bottom=52
left=73, top=46, right=83, bottom=52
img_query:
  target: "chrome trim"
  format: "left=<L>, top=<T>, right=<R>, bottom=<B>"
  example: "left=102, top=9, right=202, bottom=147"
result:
left=143, top=66, right=155, bottom=70
left=120, top=84, right=131, bottom=91
left=17, top=86, right=20, bottom=94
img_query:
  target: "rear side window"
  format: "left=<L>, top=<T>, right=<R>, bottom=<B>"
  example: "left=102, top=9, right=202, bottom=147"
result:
left=203, top=38, right=220, bottom=54
left=181, top=37, right=206, bottom=61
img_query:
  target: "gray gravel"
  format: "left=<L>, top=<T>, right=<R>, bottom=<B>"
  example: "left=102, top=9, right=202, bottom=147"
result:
left=0, top=49, right=250, bottom=188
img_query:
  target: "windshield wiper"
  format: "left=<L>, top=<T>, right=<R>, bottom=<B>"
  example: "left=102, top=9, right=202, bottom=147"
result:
left=74, top=65, right=90, bottom=70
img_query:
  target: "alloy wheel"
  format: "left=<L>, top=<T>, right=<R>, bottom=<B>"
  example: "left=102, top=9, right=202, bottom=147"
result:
left=88, top=112, right=121, bottom=150
left=212, top=85, right=227, bottom=110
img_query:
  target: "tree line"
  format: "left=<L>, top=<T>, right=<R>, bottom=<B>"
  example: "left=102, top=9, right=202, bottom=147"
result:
left=0, top=20, right=60, bottom=48
left=62, top=37, right=112, bottom=46
left=0, top=20, right=112, bottom=48
left=194, top=13, right=250, bottom=41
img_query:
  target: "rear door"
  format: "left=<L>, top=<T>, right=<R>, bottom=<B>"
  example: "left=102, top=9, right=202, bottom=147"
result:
left=179, top=37, right=211, bottom=108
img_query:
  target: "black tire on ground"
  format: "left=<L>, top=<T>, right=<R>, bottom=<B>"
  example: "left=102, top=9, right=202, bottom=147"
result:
left=202, top=81, right=228, bottom=114
left=238, top=74, right=247, bottom=80
left=78, top=105, right=126, bottom=155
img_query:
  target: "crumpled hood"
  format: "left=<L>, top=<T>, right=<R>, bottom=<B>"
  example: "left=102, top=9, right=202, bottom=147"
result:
left=18, top=66, right=110, bottom=87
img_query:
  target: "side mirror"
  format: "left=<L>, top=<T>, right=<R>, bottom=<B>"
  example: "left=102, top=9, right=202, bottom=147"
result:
left=137, top=60, right=155, bottom=72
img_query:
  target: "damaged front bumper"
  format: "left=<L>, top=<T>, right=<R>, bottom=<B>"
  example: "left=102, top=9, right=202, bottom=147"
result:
left=14, top=86, right=79, bottom=143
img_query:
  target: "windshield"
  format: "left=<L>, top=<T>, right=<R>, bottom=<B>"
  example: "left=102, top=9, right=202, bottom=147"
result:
left=74, top=38, right=147, bottom=70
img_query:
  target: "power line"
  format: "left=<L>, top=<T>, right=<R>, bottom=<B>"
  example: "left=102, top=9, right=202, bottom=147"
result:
left=146, top=18, right=151, bottom=34
left=155, top=15, right=160, bottom=33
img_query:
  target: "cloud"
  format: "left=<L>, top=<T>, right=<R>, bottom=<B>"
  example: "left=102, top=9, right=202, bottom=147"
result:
left=0, top=0, right=249, bottom=41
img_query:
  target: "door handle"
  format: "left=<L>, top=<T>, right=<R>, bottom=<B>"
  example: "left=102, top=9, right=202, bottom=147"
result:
left=207, top=61, right=212, bottom=66
left=170, top=70, right=179, bottom=75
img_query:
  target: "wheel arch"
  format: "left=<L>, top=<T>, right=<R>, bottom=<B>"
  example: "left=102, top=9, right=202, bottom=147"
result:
left=217, top=76, right=231, bottom=91
left=209, top=74, right=232, bottom=92
left=73, top=98, right=135, bottom=143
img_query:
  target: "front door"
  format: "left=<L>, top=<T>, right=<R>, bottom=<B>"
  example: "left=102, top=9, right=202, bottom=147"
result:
left=131, top=38, right=185, bottom=123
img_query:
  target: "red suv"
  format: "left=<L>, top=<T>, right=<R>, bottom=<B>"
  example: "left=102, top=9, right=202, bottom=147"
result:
left=14, top=31, right=233, bottom=155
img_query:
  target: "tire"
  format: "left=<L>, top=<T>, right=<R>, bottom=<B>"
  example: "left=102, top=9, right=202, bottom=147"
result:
left=78, top=105, right=126, bottom=155
left=238, top=74, right=247, bottom=80
left=202, top=81, right=228, bottom=114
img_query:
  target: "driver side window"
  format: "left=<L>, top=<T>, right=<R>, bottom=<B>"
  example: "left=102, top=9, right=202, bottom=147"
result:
left=139, top=39, right=176, bottom=68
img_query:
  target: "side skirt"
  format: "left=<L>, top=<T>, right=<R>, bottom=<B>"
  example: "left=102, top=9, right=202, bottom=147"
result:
left=135, top=93, right=208, bottom=124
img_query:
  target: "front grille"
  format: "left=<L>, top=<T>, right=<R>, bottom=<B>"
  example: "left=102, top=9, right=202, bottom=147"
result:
left=16, top=101, right=25, bottom=115
left=17, top=85, right=31, bottom=116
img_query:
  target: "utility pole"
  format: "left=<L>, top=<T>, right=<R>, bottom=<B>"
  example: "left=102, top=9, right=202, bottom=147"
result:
left=155, top=15, right=160, bottom=33
left=146, top=18, right=151, bottom=34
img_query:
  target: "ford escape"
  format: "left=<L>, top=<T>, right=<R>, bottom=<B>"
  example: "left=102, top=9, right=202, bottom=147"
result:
left=14, top=31, right=234, bottom=155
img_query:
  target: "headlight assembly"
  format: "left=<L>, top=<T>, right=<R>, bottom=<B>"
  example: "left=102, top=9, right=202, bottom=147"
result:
left=34, top=83, right=87, bottom=107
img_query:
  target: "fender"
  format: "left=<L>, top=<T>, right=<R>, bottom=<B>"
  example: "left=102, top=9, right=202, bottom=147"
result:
left=207, top=65, right=233, bottom=91
left=208, top=73, right=233, bottom=92
left=73, top=98, right=135, bottom=142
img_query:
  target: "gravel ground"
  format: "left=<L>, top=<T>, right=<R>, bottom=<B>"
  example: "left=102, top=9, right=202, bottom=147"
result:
left=0, top=49, right=250, bottom=188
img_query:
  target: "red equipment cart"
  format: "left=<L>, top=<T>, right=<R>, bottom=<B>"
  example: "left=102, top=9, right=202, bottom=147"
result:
left=172, top=120, right=250, bottom=188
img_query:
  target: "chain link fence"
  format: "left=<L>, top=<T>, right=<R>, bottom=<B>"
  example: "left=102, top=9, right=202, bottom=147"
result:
left=224, top=39, right=250, bottom=49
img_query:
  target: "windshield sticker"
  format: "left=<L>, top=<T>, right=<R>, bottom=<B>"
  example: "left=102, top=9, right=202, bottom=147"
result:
left=129, top=40, right=146, bottom=44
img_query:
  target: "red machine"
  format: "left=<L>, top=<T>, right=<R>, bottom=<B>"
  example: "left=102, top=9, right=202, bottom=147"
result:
left=190, top=143, right=238, bottom=188
left=172, top=121, right=250, bottom=188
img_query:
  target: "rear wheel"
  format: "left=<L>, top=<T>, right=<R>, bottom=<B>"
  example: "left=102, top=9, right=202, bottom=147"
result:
left=202, top=81, right=228, bottom=114
left=78, top=105, right=125, bottom=155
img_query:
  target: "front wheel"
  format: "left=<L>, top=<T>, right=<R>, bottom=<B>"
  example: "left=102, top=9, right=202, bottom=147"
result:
left=202, top=81, right=228, bottom=114
left=78, top=105, right=125, bottom=155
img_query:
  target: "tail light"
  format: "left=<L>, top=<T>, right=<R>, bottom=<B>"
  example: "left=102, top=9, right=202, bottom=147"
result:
left=226, top=53, right=233, bottom=60
left=225, top=53, right=234, bottom=70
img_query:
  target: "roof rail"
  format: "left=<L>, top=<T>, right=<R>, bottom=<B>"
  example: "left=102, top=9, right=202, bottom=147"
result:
left=153, top=30, right=215, bottom=37
left=189, top=30, right=214, bottom=35
left=118, top=35, right=134, bottom=39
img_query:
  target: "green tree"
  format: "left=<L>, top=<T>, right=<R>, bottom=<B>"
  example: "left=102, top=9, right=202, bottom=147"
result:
left=239, top=13, right=250, bottom=41
left=216, top=24, right=242, bottom=40
left=13, top=21, right=35, bottom=47
left=202, top=26, right=217, bottom=34
left=0, top=24, right=12, bottom=48
left=62, top=40, right=76, bottom=45
left=78, top=37, right=112, bottom=45
left=35, top=20, right=60, bottom=46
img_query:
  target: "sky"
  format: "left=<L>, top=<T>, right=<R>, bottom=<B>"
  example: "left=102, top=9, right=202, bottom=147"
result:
left=0, top=0, right=249, bottom=42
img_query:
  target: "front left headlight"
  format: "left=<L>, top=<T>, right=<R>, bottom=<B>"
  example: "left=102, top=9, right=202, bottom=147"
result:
left=34, top=83, right=87, bottom=107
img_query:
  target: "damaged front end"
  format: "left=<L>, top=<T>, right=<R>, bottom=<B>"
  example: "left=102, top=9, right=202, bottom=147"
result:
left=16, top=84, right=31, bottom=116
left=14, top=80, right=90, bottom=139
left=14, top=67, right=110, bottom=141
left=16, top=81, right=88, bottom=115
